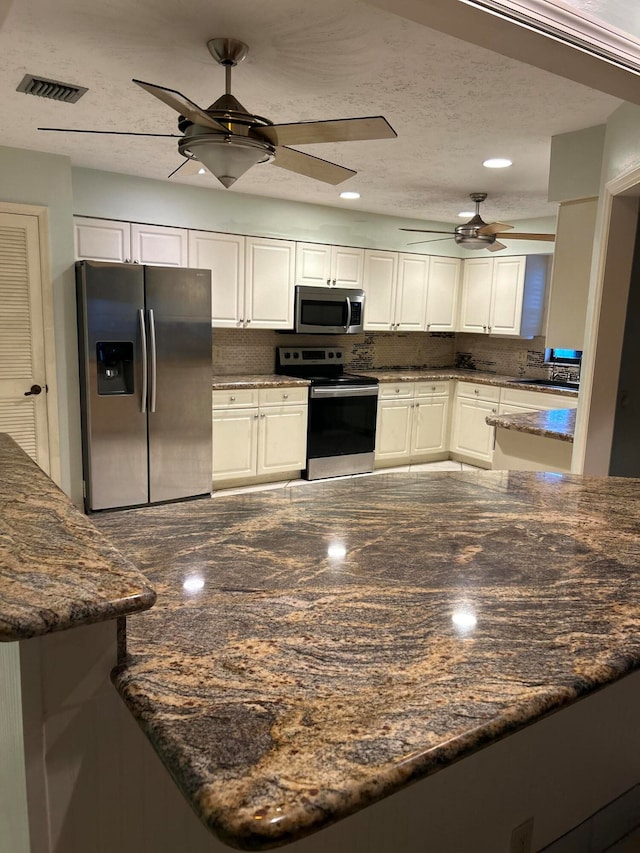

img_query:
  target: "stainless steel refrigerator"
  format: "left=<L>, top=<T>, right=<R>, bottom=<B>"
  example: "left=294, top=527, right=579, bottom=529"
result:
left=76, top=260, right=213, bottom=511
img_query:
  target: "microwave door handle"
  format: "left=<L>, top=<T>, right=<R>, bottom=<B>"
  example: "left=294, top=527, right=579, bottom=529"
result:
left=345, top=295, right=352, bottom=331
left=138, top=308, right=147, bottom=413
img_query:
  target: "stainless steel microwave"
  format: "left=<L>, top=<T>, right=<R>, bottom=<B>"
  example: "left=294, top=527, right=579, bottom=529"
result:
left=294, top=285, right=365, bottom=334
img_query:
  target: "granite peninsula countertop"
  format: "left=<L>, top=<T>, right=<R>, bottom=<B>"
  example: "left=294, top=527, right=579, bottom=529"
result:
left=95, top=471, right=640, bottom=850
left=0, top=433, right=156, bottom=642
left=212, top=374, right=310, bottom=390
left=486, top=408, right=577, bottom=442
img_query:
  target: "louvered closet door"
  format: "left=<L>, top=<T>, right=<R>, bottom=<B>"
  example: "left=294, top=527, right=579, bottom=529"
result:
left=0, top=213, right=49, bottom=472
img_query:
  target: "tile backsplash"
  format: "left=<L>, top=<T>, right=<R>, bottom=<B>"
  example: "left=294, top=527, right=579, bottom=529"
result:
left=212, top=328, right=553, bottom=379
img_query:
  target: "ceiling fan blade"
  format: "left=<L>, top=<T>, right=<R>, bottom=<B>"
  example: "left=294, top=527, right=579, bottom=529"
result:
left=272, top=146, right=356, bottom=185
left=495, top=232, right=556, bottom=241
left=478, top=222, right=514, bottom=236
left=400, top=228, right=454, bottom=235
left=406, top=237, right=455, bottom=246
left=132, top=79, right=227, bottom=132
left=487, top=241, right=508, bottom=252
left=252, top=116, right=396, bottom=147
left=37, top=127, right=182, bottom=137
left=167, top=158, right=205, bottom=179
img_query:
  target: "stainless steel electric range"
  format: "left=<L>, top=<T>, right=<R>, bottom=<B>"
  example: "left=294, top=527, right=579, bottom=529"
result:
left=276, top=346, right=379, bottom=480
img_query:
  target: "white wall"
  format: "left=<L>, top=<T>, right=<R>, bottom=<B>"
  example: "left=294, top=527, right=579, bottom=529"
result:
left=548, top=124, right=605, bottom=202
left=0, top=146, right=81, bottom=503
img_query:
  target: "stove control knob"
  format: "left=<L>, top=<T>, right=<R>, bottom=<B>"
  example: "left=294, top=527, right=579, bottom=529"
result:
left=284, top=352, right=291, bottom=359
left=328, top=352, right=334, bottom=358
left=337, top=352, right=342, bottom=358
left=293, top=352, right=300, bottom=359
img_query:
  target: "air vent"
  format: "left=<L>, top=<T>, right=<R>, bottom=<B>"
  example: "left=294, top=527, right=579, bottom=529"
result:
left=16, top=74, right=87, bottom=103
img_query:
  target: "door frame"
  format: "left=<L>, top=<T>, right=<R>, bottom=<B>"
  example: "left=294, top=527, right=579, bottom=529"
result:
left=571, top=167, right=640, bottom=475
left=0, top=201, right=61, bottom=485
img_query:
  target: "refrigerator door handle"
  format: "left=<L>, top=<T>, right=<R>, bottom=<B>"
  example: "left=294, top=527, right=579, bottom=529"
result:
left=149, top=307, right=157, bottom=413
left=138, top=308, right=148, bottom=413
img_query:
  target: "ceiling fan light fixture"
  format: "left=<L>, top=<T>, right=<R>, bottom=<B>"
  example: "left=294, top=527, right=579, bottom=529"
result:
left=181, top=134, right=274, bottom=188
left=483, top=158, right=512, bottom=169
left=458, top=210, right=475, bottom=218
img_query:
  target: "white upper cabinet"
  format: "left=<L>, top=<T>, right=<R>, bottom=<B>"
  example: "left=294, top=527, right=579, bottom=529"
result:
left=295, top=243, right=364, bottom=288
left=245, top=237, right=296, bottom=330
left=395, top=253, right=429, bottom=331
left=426, top=256, right=461, bottom=332
left=74, top=217, right=131, bottom=263
left=364, top=250, right=459, bottom=332
left=74, top=217, right=188, bottom=266
left=458, top=255, right=548, bottom=337
left=130, top=223, right=188, bottom=267
left=188, top=231, right=245, bottom=328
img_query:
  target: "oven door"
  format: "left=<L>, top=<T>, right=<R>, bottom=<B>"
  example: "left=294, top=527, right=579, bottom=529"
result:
left=307, top=385, right=378, bottom=460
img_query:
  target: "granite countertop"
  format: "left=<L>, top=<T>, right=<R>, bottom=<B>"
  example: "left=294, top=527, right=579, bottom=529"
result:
left=212, top=374, right=310, bottom=390
left=95, top=472, right=640, bottom=850
left=487, top=408, right=577, bottom=442
left=358, top=368, right=579, bottom=397
left=0, top=433, right=156, bottom=642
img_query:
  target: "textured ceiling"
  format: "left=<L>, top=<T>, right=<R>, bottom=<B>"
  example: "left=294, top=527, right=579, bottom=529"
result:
left=0, top=0, right=622, bottom=224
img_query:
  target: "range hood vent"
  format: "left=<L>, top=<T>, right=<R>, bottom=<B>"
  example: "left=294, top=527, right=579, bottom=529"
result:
left=16, top=74, right=88, bottom=103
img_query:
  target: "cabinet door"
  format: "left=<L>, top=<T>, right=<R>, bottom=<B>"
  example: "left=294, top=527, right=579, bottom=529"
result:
left=363, top=250, right=398, bottom=331
left=490, top=256, right=525, bottom=335
left=375, top=400, right=413, bottom=462
left=188, top=231, right=244, bottom=327
left=212, top=407, right=258, bottom=481
left=451, top=397, right=496, bottom=462
left=130, top=223, right=188, bottom=266
left=332, top=246, right=364, bottom=288
left=295, top=243, right=332, bottom=286
left=74, top=217, right=131, bottom=262
left=412, top=397, right=449, bottom=456
left=245, top=237, right=295, bottom=329
left=257, top=405, right=308, bottom=475
left=426, top=256, right=460, bottom=332
left=459, top=257, right=492, bottom=333
left=395, top=254, right=429, bottom=331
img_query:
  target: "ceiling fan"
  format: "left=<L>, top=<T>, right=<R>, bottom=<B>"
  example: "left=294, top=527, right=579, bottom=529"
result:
left=38, top=37, right=397, bottom=189
left=401, top=193, right=555, bottom=252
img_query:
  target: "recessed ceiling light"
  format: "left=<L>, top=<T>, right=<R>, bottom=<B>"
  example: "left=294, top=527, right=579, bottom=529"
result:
left=483, top=158, right=512, bottom=169
left=340, top=191, right=360, bottom=200
left=197, top=167, right=206, bottom=175
left=458, top=210, right=475, bottom=218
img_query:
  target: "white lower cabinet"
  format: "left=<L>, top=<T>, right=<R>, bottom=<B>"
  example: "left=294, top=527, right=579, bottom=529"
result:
left=212, top=387, right=308, bottom=485
left=375, top=381, right=450, bottom=466
left=450, top=382, right=500, bottom=467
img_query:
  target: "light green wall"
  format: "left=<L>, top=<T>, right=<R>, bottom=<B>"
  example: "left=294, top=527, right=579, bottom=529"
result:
left=71, top=167, right=555, bottom=257
left=0, top=146, right=80, bottom=503
left=548, top=125, right=606, bottom=202
left=599, top=102, right=640, bottom=184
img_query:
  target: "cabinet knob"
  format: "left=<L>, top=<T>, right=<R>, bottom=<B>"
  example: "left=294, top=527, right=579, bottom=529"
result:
left=488, top=326, right=492, bottom=333
left=230, top=395, right=236, bottom=402
left=260, top=412, right=265, bottom=418
left=283, top=393, right=288, bottom=399
left=326, top=278, right=331, bottom=286
left=395, top=388, right=400, bottom=393
left=482, top=325, right=487, bottom=332
left=254, top=414, right=259, bottom=419
left=474, top=389, right=479, bottom=395
left=332, top=279, right=337, bottom=286
left=492, top=408, right=497, bottom=413
left=246, top=319, right=251, bottom=325
left=431, top=386, right=436, bottom=391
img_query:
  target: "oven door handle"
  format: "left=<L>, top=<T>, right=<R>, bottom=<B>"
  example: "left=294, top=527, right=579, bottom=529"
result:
left=310, top=385, right=379, bottom=398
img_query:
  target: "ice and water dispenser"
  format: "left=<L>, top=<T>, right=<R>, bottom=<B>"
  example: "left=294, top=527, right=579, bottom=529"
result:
left=96, top=342, right=134, bottom=395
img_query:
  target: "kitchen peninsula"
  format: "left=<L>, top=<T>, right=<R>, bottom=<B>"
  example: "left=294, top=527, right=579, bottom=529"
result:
left=2, top=433, right=640, bottom=853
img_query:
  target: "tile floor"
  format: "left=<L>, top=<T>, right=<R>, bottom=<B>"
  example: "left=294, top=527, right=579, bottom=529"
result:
left=211, top=460, right=481, bottom=498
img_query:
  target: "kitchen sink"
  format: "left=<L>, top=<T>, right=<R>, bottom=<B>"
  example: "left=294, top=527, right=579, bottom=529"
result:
left=510, top=378, right=579, bottom=390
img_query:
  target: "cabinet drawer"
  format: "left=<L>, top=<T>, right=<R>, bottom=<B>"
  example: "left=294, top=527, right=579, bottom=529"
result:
left=455, top=381, right=500, bottom=403
left=212, top=388, right=259, bottom=408
left=259, top=386, right=308, bottom=406
left=414, top=381, right=449, bottom=398
left=378, top=382, right=414, bottom=399
left=500, top=387, right=578, bottom=410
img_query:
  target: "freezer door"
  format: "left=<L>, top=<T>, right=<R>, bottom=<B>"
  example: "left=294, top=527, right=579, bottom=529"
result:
left=76, top=261, right=148, bottom=511
left=144, top=266, right=213, bottom=503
